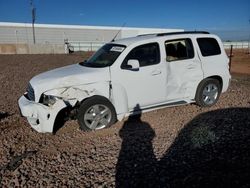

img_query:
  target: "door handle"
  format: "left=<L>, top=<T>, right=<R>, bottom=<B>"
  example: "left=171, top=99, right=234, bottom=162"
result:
left=151, top=70, right=162, bottom=75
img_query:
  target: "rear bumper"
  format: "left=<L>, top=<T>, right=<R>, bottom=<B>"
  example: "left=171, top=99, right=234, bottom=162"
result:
left=222, top=74, right=231, bottom=93
left=18, top=96, right=66, bottom=133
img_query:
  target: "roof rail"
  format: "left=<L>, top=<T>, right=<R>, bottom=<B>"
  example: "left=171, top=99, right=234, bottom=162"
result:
left=157, top=31, right=209, bottom=37
left=137, top=33, right=158, bottom=37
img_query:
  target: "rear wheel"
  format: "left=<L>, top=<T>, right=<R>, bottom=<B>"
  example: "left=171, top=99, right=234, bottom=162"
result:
left=195, top=78, right=221, bottom=107
left=77, top=96, right=117, bottom=131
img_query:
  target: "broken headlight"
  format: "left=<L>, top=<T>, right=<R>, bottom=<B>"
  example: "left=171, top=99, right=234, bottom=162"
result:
left=41, top=94, right=57, bottom=106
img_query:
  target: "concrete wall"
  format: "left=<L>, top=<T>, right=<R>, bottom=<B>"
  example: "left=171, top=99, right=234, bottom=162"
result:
left=0, top=22, right=183, bottom=54
left=0, top=44, right=64, bottom=54
left=0, top=22, right=183, bottom=44
left=0, top=25, right=120, bottom=45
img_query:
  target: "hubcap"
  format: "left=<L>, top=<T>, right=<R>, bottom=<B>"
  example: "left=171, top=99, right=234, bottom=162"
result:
left=84, top=104, right=112, bottom=130
left=202, top=83, right=219, bottom=105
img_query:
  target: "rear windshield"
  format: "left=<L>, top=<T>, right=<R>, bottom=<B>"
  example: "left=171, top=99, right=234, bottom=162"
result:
left=197, top=38, right=221, bottom=57
left=80, top=44, right=126, bottom=67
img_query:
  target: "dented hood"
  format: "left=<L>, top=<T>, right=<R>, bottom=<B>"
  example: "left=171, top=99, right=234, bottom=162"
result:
left=30, top=64, right=110, bottom=100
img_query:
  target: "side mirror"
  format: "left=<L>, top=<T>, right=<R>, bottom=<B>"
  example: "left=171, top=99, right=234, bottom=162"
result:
left=127, top=59, right=140, bottom=71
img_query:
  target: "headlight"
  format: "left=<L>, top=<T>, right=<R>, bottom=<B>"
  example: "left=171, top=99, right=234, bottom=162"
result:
left=26, top=83, right=35, bottom=101
left=41, top=94, right=57, bottom=106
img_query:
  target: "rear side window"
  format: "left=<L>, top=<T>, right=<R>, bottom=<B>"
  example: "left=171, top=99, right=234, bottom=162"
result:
left=197, top=38, right=221, bottom=57
left=121, top=43, right=160, bottom=68
left=165, top=38, right=194, bottom=62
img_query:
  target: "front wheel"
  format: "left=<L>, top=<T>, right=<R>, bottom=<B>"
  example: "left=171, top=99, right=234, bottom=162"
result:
left=77, top=96, right=117, bottom=131
left=195, top=78, right=222, bottom=107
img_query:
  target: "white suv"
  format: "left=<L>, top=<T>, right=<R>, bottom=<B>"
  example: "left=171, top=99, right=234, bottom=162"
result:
left=18, top=31, right=231, bottom=133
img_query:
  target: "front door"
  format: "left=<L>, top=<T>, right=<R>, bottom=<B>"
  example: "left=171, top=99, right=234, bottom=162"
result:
left=113, top=42, right=166, bottom=110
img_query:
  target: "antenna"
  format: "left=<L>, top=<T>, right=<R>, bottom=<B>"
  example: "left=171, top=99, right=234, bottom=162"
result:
left=111, top=23, right=126, bottom=42
left=30, top=0, right=36, bottom=44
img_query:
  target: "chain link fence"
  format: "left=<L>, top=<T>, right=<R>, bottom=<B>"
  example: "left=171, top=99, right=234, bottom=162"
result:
left=223, top=41, right=250, bottom=49
left=65, top=40, right=105, bottom=52
left=65, top=40, right=250, bottom=53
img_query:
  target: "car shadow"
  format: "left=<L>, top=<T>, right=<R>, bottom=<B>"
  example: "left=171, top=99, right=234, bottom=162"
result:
left=116, top=104, right=158, bottom=187
left=116, top=107, right=250, bottom=187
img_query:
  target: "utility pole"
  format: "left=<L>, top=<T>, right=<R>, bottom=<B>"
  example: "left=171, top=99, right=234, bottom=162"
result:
left=30, top=0, right=36, bottom=44
left=248, top=19, right=250, bottom=54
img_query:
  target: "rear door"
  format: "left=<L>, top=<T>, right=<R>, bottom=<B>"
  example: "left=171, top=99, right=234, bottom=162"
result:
left=165, top=37, right=204, bottom=101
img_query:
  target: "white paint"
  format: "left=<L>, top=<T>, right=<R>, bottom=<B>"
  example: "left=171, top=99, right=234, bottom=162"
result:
left=18, top=32, right=231, bottom=133
left=29, top=64, right=110, bottom=102
left=18, top=96, right=67, bottom=133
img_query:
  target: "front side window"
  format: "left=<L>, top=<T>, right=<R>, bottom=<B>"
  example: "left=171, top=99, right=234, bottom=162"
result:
left=165, top=38, right=194, bottom=62
left=121, top=43, right=160, bottom=69
left=197, top=37, right=221, bottom=57
left=80, top=44, right=126, bottom=67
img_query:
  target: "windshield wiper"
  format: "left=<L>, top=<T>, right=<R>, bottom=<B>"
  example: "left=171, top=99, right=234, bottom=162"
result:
left=79, top=60, right=87, bottom=66
left=79, top=61, right=107, bottom=68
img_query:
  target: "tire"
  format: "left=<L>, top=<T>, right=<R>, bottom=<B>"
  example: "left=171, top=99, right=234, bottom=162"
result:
left=195, top=78, right=222, bottom=107
left=77, top=96, right=117, bottom=131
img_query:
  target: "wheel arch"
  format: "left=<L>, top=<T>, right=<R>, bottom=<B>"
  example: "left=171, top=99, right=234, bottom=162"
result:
left=195, top=76, right=223, bottom=96
left=77, top=95, right=117, bottom=131
left=206, top=75, right=223, bottom=89
left=78, top=95, right=117, bottom=116
left=195, top=76, right=222, bottom=107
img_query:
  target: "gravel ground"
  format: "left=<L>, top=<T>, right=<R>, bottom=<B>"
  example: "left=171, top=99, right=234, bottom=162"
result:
left=0, top=54, right=250, bottom=187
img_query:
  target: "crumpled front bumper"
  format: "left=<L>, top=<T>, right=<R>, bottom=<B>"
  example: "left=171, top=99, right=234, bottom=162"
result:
left=18, top=95, right=67, bottom=133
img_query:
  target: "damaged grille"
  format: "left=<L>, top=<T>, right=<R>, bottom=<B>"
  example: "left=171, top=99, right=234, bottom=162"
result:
left=26, top=83, right=35, bottom=101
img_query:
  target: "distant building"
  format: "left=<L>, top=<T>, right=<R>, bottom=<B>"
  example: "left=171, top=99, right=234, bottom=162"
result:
left=0, top=22, right=183, bottom=53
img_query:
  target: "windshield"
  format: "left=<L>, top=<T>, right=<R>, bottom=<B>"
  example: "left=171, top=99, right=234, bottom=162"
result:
left=80, top=44, right=126, bottom=67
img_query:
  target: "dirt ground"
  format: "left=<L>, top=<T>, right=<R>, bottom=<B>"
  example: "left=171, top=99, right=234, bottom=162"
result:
left=226, top=49, right=250, bottom=75
left=0, top=53, right=250, bottom=187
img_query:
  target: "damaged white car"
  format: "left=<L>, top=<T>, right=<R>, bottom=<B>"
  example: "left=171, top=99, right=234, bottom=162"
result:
left=18, top=31, right=231, bottom=133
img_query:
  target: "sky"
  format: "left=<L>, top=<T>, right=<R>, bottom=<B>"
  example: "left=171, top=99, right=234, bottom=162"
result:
left=0, top=0, right=249, bottom=40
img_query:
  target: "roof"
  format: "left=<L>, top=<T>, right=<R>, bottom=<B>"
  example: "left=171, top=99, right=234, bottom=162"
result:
left=112, top=31, right=211, bottom=46
left=112, top=35, right=157, bottom=46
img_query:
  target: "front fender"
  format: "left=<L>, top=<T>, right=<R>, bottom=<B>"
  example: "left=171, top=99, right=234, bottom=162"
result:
left=111, top=83, right=129, bottom=120
left=44, top=82, right=110, bottom=106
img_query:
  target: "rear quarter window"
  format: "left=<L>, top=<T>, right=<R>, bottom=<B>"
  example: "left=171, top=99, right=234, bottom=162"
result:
left=165, top=38, right=194, bottom=62
left=197, top=37, right=221, bottom=57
